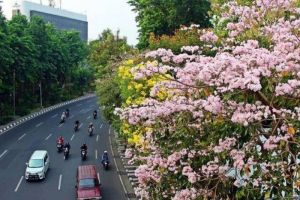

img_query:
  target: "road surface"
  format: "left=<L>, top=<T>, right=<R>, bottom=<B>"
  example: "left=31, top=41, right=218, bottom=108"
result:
left=0, top=96, right=127, bottom=200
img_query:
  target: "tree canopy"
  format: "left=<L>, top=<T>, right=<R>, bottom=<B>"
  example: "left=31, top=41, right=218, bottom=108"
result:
left=128, top=0, right=211, bottom=49
left=0, top=14, right=92, bottom=124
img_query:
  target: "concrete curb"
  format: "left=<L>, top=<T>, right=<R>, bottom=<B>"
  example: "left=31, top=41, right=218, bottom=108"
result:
left=0, top=94, right=95, bottom=136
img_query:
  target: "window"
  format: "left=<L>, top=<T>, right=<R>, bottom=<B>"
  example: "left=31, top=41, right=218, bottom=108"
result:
left=28, top=159, right=43, bottom=168
left=79, top=178, right=98, bottom=188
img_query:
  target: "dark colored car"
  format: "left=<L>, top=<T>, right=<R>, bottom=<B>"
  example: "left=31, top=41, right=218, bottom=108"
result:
left=76, top=165, right=102, bottom=200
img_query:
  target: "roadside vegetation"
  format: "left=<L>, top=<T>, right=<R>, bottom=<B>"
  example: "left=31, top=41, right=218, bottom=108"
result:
left=91, top=0, right=300, bottom=199
left=0, top=13, right=92, bottom=125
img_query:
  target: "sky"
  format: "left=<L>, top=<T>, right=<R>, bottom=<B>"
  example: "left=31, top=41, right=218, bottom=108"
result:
left=1, top=0, right=139, bottom=45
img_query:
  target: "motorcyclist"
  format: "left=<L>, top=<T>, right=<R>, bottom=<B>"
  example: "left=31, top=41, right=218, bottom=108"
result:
left=64, top=142, right=71, bottom=150
left=88, top=123, right=94, bottom=132
left=101, top=151, right=109, bottom=165
left=57, top=136, right=64, bottom=145
left=65, top=109, right=70, bottom=117
left=60, top=112, right=66, bottom=123
left=80, top=143, right=87, bottom=151
left=93, top=110, right=97, bottom=119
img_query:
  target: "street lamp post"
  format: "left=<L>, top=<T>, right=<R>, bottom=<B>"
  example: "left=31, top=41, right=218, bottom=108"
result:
left=39, top=82, right=43, bottom=108
left=13, top=69, right=16, bottom=119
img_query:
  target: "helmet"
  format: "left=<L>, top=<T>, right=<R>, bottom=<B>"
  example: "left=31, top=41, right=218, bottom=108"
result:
left=89, top=123, right=93, bottom=126
left=104, top=150, right=107, bottom=154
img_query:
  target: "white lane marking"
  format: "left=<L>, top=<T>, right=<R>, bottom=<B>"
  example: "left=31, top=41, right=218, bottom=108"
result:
left=87, top=116, right=91, bottom=120
left=59, top=123, right=64, bottom=127
left=69, top=115, right=74, bottom=119
left=14, top=176, right=24, bottom=192
left=70, top=134, right=75, bottom=141
left=100, top=124, right=103, bottom=129
left=96, top=135, right=99, bottom=142
left=95, top=150, right=98, bottom=160
left=58, top=174, right=62, bottom=190
left=79, top=123, right=83, bottom=129
left=79, top=109, right=84, bottom=113
left=76, top=103, right=82, bottom=107
left=108, top=130, right=129, bottom=200
left=97, top=172, right=100, bottom=183
left=51, top=114, right=58, bottom=118
left=18, top=134, right=26, bottom=141
left=35, top=122, right=43, bottom=127
left=45, top=134, right=52, bottom=140
left=0, top=150, right=8, bottom=159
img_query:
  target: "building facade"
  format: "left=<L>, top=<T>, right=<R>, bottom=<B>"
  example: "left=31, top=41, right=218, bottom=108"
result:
left=12, top=1, right=87, bottom=41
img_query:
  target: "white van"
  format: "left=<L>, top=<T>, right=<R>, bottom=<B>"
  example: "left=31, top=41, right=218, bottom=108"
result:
left=25, top=150, right=50, bottom=181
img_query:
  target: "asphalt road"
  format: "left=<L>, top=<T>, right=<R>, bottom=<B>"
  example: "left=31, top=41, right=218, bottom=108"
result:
left=0, top=96, right=127, bottom=200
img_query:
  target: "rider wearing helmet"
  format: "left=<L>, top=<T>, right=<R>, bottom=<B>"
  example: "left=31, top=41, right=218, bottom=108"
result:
left=57, top=136, right=64, bottom=145
left=64, top=141, right=71, bottom=150
left=80, top=143, right=87, bottom=151
left=101, top=150, right=109, bottom=164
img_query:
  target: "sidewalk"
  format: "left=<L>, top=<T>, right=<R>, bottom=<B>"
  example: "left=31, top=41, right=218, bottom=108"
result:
left=108, top=127, right=137, bottom=200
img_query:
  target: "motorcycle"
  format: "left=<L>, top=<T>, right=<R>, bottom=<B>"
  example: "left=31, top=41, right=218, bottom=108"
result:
left=102, top=160, right=109, bottom=170
left=64, top=147, right=69, bottom=160
left=93, top=112, right=97, bottom=119
left=74, top=124, right=79, bottom=132
left=60, top=117, right=65, bottom=124
left=88, top=127, right=93, bottom=136
left=65, top=110, right=69, bottom=118
left=57, top=142, right=63, bottom=152
left=81, top=149, right=87, bottom=161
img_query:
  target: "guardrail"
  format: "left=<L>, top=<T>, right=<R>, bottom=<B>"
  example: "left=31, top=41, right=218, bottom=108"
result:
left=0, top=94, right=95, bottom=135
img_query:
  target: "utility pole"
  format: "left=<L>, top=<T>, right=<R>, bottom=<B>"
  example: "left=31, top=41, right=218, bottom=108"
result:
left=13, top=69, right=16, bottom=119
left=39, top=82, right=43, bottom=108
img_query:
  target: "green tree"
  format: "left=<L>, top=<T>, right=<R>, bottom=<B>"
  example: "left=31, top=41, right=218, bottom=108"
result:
left=89, top=29, right=136, bottom=125
left=128, top=0, right=211, bottom=48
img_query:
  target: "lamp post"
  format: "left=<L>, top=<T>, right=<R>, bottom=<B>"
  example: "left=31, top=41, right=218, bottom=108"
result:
left=13, top=69, right=16, bottom=119
left=39, top=82, right=43, bottom=108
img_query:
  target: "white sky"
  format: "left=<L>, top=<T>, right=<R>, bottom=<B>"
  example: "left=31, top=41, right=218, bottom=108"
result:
left=1, top=0, right=139, bottom=45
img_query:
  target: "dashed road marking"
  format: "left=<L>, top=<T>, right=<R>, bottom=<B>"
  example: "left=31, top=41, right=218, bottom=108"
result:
left=87, top=116, right=91, bottom=120
left=51, top=114, right=58, bottom=118
left=45, top=134, right=52, bottom=140
left=18, top=133, right=26, bottom=141
left=100, top=124, right=103, bottom=129
left=14, top=176, right=24, bottom=192
left=95, top=150, right=98, bottom=160
left=79, top=123, right=83, bottom=129
left=58, top=174, right=62, bottom=190
left=96, top=135, right=99, bottom=142
left=79, top=109, right=85, bottom=113
left=59, top=123, right=64, bottom=127
left=76, top=104, right=82, bottom=107
left=97, top=172, right=100, bottom=183
left=0, top=150, right=8, bottom=159
left=35, top=122, right=43, bottom=128
left=70, top=134, right=75, bottom=141
left=69, top=115, right=74, bottom=119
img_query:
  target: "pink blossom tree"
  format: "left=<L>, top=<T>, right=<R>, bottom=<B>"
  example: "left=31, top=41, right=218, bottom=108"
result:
left=117, top=0, right=300, bottom=199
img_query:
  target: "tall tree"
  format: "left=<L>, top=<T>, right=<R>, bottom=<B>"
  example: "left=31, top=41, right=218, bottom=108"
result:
left=128, top=0, right=211, bottom=48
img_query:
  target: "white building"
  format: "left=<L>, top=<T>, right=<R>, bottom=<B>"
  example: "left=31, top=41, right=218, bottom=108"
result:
left=11, top=0, right=88, bottom=40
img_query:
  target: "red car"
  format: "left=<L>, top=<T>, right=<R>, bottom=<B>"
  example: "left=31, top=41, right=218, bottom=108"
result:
left=76, top=165, right=102, bottom=200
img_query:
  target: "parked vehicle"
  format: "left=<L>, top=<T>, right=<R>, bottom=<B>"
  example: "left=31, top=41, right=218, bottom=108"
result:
left=25, top=150, right=50, bottom=181
left=75, top=165, right=102, bottom=200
